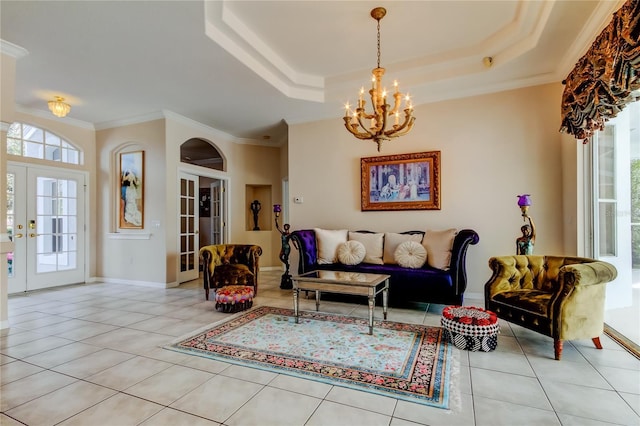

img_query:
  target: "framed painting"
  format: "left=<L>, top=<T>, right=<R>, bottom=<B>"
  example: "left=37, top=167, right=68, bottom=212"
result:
left=361, top=151, right=440, bottom=211
left=119, top=151, right=144, bottom=229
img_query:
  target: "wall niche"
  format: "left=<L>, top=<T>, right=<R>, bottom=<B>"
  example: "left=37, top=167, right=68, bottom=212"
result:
left=245, top=184, right=272, bottom=231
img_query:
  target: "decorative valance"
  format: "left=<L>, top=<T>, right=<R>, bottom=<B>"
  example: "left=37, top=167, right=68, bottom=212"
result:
left=560, top=0, right=640, bottom=142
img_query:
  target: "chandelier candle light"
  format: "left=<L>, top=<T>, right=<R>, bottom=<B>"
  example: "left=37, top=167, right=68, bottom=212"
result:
left=343, top=7, right=415, bottom=152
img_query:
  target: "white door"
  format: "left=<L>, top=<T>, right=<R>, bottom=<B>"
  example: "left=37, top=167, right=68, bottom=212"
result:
left=7, top=164, right=86, bottom=293
left=592, top=105, right=640, bottom=345
left=594, top=113, right=633, bottom=309
left=178, top=172, right=199, bottom=283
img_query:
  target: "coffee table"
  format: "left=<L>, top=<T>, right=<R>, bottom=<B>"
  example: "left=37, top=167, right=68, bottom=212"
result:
left=292, top=270, right=390, bottom=335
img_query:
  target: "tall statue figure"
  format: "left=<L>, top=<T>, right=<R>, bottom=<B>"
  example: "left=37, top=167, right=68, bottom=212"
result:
left=516, top=214, right=536, bottom=255
left=275, top=215, right=293, bottom=289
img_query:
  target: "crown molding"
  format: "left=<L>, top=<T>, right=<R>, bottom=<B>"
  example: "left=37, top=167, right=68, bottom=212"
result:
left=204, top=1, right=324, bottom=103
left=94, top=111, right=165, bottom=131
left=13, top=105, right=95, bottom=130
left=557, top=0, right=625, bottom=78
left=0, top=39, right=28, bottom=58
left=163, top=110, right=283, bottom=147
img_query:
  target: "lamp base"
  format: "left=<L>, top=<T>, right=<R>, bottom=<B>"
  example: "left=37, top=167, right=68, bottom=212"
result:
left=280, top=273, right=293, bottom=290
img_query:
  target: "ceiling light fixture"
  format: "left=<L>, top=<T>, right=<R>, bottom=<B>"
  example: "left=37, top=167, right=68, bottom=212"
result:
left=48, top=96, right=71, bottom=118
left=343, top=7, right=415, bottom=152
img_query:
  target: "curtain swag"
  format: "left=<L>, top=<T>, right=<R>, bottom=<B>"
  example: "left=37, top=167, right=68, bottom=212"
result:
left=560, top=0, right=640, bottom=142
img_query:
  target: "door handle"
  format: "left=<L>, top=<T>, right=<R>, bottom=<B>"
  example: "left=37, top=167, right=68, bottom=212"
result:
left=14, top=233, right=23, bottom=238
left=29, top=233, right=36, bottom=238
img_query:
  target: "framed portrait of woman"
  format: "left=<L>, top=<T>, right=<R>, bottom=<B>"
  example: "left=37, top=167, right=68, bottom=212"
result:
left=119, top=151, right=144, bottom=229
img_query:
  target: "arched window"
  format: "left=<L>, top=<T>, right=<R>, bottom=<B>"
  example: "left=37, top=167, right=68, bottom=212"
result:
left=6, top=122, right=82, bottom=165
left=180, top=138, right=223, bottom=171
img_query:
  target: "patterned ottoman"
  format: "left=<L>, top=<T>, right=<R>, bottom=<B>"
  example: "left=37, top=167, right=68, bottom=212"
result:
left=214, top=285, right=255, bottom=313
left=441, top=306, right=499, bottom=352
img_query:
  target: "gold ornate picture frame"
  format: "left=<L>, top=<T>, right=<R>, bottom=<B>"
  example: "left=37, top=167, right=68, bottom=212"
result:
left=361, top=151, right=440, bottom=211
left=119, top=151, right=144, bottom=229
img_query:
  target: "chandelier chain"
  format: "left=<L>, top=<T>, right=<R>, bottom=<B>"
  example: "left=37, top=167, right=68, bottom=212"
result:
left=376, top=18, right=381, bottom=69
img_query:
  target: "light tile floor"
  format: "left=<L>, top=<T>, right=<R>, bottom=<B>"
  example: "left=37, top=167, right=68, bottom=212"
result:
left=1, top=271, right=639, bottom=426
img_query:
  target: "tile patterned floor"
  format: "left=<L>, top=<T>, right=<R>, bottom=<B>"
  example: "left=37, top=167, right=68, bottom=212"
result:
left=1, top=271, right=638, bottom=426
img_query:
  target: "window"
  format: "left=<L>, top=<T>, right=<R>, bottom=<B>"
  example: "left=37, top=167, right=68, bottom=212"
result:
left=7, top=122, right=81, bottom=165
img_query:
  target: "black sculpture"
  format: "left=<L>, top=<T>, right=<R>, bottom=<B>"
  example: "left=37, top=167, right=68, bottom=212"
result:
left=273, top=204, right=293, bottom=289
left=250, top=200, right=261, bottom=231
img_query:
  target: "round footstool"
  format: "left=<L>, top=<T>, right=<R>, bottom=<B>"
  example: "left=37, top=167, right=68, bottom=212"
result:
left=214, top=285, right=254, bottom=313
left=441, top=306, right=499, bottom=352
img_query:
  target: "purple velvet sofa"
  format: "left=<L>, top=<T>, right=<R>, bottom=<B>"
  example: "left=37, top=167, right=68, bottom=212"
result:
left=289, top=229, right=479, bottom=306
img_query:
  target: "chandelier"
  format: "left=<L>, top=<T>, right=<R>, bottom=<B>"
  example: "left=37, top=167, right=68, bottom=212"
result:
left=343, top=7, right=415, bottom=152
left=48, top=96, right=71, bottom=118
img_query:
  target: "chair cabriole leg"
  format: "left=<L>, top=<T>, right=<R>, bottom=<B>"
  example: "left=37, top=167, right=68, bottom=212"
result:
left=554, top=339, right=563, bottom=360
left=592, top=336, right=603, bottom=349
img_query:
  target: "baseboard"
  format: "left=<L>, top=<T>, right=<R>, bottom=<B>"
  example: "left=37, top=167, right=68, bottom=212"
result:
left=465, top=292, right=484, bottom=302
left=604, top=323, right=640, bottom=360
left=93, top=277, right=178, bottom=289
left=0, top=319, right=10, bottom=330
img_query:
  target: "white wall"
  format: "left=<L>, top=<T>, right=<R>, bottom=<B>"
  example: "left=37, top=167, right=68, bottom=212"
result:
left=288, top=83, right=572, bottom=298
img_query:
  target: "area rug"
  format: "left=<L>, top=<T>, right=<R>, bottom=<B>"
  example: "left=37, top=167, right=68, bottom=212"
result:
left=165, top=306, right=456, bottom=409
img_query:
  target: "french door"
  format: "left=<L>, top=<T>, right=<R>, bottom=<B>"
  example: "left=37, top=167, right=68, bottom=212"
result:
left=178, top=172, right=199, bottom=283
left=7, top=164, right=86, bottom=293
left=210, top=179, right=225, bottom=245
left=591, top=103, right=640, bottom=347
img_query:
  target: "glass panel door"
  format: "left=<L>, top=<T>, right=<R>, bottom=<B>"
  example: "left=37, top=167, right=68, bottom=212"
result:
left=211, top=180, right=224, bottom=245
left=593, top=105, right=639, bottom=347
left=178, top=172, right=199, bottom=283
left=8, top=164, right=85, bottom=292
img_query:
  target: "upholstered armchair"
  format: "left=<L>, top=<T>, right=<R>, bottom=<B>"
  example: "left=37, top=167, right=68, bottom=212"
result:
left=199, top=244, right=262, bottom=300
left=485, top=255, right=617, bottom=360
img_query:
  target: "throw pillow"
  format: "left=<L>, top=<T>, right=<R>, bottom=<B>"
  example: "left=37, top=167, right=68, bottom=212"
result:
left=422, top=228, right=457, bottom=270
left=314, top=228, right=348, bottom=264
left=383, top=232, right=424, bottom=264
left=348, top=232, right=384, bottom=264
left=337, top=240, right=366, bottom=265
left=394, top=241, right=427, bottom=269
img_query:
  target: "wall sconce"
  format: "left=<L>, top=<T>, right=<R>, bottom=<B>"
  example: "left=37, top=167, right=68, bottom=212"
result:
left=274, top=204, right=293, bottom=289
left=48, top=96, right=71, bottom=118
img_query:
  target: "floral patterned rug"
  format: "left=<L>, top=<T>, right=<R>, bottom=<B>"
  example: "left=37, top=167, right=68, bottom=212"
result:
left=165, top=306, right=455, bottom=409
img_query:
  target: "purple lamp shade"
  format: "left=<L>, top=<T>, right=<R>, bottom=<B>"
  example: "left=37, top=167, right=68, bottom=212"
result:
left=517, top=194, right=531, bottom=207
left=273, top=204, right=281, bottom=213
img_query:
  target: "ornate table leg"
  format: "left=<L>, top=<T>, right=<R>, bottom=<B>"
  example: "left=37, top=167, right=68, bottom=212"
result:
left=368, top=294, right=375, bottom=335
left=382, top=280, right=388, bottom=320
left=293, top=288, right=299, bottom=324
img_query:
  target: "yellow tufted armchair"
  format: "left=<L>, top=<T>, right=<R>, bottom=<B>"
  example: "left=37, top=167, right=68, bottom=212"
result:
left=199, top=244, right=262, bottom=301
left=485, top=255, right=617, bottom=360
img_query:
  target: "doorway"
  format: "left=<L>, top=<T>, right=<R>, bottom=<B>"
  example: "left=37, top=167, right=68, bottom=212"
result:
left=7, top=163, right=86, bottom=293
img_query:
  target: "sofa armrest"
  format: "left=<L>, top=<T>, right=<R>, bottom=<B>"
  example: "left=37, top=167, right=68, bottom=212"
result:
left=449, top=229, right=480, bottom=297
left=290, top=229, right=318, bottom=274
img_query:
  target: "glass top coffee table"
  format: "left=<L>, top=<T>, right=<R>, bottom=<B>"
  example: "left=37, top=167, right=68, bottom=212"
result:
left=291, top=270, right=390, bottom=335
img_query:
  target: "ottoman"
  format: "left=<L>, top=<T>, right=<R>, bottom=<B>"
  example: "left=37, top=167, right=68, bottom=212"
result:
left=214, top=285, right=254, bottom=313
left=441, top=305, right=499, bottom=352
